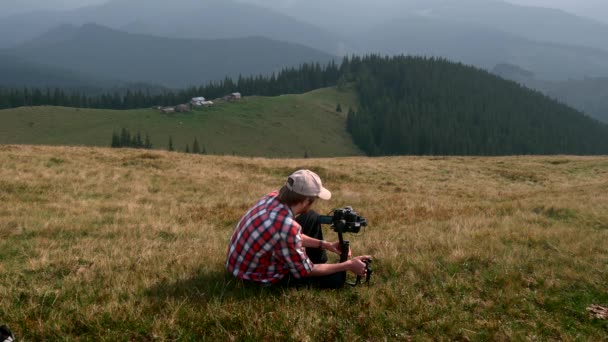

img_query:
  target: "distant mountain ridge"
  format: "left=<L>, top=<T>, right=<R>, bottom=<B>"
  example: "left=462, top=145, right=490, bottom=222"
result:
left=400, top=0, right=608, bottom=52
left=7, top=23, right=336, bottom=88
left=244, top=0, right=608, bottom=80
left=0, top=53, right=99, bottom=88
left=0, top=0, right=350, bottom=55
left=2, top=0, right=608, bottom=86
left=249, top=0, right=608, bottom=52
left=359, top=15, right=608, bottom=80
left=493, top=63, right=608, bottom=123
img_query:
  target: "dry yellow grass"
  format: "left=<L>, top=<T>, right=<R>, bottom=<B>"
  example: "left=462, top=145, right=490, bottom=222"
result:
left=1, top=145, right=607, bottom=340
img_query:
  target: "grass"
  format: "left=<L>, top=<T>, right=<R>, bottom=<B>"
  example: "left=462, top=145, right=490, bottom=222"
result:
left=1, top=145, right=607, bottom=340
left=0, top=86, right=361, bottom=158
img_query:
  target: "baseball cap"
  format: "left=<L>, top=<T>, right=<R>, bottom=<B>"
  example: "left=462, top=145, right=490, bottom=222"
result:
left=286, top=169, right=331, bottom=200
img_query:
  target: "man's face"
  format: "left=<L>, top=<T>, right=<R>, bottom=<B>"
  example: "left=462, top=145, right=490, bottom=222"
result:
left=302, top=197, right=316, bottom=213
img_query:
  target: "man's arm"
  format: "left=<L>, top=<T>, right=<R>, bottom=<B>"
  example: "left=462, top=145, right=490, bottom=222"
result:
left=301, top=234, right=321, bottom=248
left=306, top=255, right=371, bottom=277
left=301, top=234, right=341, bottom=254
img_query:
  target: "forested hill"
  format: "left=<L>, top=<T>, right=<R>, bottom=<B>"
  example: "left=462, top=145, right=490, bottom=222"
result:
left=344, top=56, right=608, bottom=155
left=2, top=55, right=608, bottom=156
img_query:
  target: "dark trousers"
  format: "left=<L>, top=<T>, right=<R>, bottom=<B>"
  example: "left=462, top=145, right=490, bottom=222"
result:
left=279, top=210, right=346, bottom=289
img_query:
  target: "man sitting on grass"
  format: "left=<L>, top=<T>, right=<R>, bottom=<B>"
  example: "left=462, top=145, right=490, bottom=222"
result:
left=225, top=169, right=371, bottom=289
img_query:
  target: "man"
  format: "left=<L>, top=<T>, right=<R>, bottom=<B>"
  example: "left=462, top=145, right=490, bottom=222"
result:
left=225, top=169, right=371, bottom=288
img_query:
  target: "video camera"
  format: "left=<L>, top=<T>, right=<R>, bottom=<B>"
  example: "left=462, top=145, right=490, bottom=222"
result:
left=318, top=206, right=367, bottom=233
left=318, top=206, right=372, bottom=286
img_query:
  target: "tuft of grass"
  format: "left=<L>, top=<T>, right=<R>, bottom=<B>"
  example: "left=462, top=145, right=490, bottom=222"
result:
left=0, top=146, right=607, bottom=340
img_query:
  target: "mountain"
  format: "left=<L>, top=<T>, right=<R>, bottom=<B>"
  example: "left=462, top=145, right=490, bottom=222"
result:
left=0, top=9, right=69, bottom=48
left=248, top=0, right=608, bottom=52
left=493, top=64, right=608, bottom=123
left=243, top=0, right=608, bottom=80
left=357, top=15, right=608, bottom=80
left=8, top=23, right=336, bottom=88
left=397, top=0, right=608, bottom=52
left=504, top=0, right=608, bottom=26
left=3, top=0, right=606, bottom=81
left=541, top=78, right=608, bottom=124
left=0, top=53, right=100, bottom=88
left=0, top=0, right=350, bottom=55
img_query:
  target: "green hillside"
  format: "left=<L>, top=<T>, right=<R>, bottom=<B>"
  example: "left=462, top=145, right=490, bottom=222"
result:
left=0, top=87, right=361, bottom=157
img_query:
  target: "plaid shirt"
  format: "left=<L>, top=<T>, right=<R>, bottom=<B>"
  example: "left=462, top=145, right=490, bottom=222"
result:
left=225, top=191, right=314, bottom=285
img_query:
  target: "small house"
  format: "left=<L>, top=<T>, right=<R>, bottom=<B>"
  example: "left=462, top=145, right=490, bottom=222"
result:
left=223, top=92, right=242, bottom=101
left=191, top=97, right=206, bottom=106
left=161, top=107, right=175, bottom=114
left=175, top=104, right=190, bottom=113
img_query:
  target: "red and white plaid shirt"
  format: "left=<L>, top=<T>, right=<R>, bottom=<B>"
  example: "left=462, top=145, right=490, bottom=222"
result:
left=225, top=191, right=314, bottom=285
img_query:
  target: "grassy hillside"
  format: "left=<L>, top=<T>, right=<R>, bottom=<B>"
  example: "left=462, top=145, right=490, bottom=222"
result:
left=0, top=87, right=361, bottom=158
left=0, top=145, right=607, bottom=340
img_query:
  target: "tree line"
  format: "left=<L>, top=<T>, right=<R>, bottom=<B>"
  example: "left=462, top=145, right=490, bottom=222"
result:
left=0, top=61, right=341, bottom=110
left=343, top=55, right=608, bottom=155
left=111, top=129, right=207, bottom=155
left=111, top=128, right=152, bottom=149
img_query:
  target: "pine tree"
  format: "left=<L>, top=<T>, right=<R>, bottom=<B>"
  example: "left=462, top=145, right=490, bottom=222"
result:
left=185, top=144, right=190, bottom=153
left=111, top=131, right=121, bottom=148
left=120, top=128, right=130, bottom=147
left=135, top=132, right=143, bottom=148
left=192, top=138, right=201, bottom=154
left=130, top=134, right=138, bottom=148
left=144, top=133, right=152, bottom=149
left=336, top=103, right=342, bottom=112
left=168, top=136, right=174, bottom=151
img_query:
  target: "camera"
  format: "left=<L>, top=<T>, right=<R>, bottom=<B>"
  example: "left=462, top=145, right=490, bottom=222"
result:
left=318, top=206, right=372, bottom=286
left=318, top=206, right=367, bottom=233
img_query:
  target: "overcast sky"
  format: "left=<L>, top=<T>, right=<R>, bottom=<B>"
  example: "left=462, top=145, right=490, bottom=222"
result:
left=2, top=0, right=606, bottom=23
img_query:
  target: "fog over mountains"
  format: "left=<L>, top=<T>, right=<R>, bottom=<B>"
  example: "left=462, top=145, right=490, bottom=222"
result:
left=0, top=0, right=348, bottom=55
left=5, top=0, right=607, bottom=25
left=4, top=23, right=336, bottom=88
left=2, top=0, right=607, bottom=79
left=505, top=0, right=608, bottom=24
left=243, top=0, right=608, bottom=50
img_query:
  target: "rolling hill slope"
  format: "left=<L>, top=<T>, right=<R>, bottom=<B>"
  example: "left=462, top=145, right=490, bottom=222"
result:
left=0, top=87, right=360, bottom=158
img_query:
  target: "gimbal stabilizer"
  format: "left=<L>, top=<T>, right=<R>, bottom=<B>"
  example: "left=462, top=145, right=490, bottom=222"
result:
left=318, top=207, right=372, bottom=286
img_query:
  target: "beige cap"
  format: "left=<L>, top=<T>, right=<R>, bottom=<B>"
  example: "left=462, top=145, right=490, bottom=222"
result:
left=286, top=169, right=331, bottom=200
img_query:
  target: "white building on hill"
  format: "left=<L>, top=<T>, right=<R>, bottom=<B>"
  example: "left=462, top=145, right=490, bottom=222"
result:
left=191, top=97, right=206, bottom=106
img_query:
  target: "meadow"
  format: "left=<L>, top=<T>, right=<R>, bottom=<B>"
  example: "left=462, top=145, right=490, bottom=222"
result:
left=0, top=87, right=361, bottom=158
left=0, top=145, right=607, bottom=340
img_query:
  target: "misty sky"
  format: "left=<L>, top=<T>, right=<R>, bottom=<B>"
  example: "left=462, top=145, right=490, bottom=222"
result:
left=2, top=0, right=606, bottom=23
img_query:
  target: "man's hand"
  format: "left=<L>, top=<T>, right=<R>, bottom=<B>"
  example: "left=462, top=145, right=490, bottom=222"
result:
left=324, top=241, right=352, bottom=258
left=349, top=255, right=372, bottom=277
